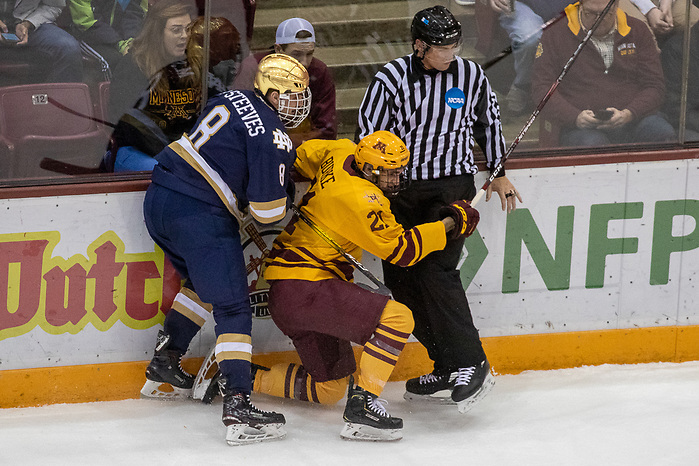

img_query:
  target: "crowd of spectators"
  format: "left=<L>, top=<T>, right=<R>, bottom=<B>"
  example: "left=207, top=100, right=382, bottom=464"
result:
left=0, top=0, right=697, bottom=179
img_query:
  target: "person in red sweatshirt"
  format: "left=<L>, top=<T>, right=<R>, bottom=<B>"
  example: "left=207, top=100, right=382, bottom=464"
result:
left=533, top=0, right=675, bottom=147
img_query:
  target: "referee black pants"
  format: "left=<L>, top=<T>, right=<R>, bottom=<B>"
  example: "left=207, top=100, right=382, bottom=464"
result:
left=382, top=174, right=486, bottom=373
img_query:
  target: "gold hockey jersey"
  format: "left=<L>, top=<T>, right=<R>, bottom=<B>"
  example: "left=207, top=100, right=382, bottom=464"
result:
left=264, top=139, right=448, bottom=282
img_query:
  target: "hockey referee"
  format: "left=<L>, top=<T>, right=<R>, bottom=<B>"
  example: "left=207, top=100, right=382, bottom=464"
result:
left=357, top=5, right=522, bottom=413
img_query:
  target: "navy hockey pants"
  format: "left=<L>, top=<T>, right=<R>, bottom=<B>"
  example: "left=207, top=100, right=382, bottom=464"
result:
left=143, top=183, right=252, bottom=392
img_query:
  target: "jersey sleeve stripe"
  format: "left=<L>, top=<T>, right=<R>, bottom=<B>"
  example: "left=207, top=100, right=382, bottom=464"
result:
left=170, top=137, right=246, bottom=221
left=249, top=198, right=287, bottom=224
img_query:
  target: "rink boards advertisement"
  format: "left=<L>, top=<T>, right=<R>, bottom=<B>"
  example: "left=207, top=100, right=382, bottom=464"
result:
left=1, top=159, right=698, bottom=385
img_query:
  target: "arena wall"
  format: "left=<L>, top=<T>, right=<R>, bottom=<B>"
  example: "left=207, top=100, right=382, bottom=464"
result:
left=2, top=157, right=698, bottom=407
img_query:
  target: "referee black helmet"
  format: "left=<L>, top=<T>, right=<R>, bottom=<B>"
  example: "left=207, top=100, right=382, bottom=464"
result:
left=411, top=5, right=462, bottom=46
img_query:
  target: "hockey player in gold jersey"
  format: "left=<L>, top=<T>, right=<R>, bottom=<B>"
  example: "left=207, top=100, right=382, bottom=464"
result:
left=259, top=131, right=480, bottom=441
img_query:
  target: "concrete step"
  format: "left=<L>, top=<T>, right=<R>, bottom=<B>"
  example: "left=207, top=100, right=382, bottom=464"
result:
left=250, top=1, right=477, bottom=49
left=257, top=0, right=394, bottom=9
left=318, top=40, right=484, bottom=90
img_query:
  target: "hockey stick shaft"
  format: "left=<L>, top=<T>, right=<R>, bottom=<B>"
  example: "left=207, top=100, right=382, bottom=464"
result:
left=481, top=10, right=566, bottom=70
left=471, top=0, right=617, bottom=208
left=48, top=97, right=116, bottom=129
left=39, top=157, right=103, bottom=175
left=290, top=203, right=392, bottom=296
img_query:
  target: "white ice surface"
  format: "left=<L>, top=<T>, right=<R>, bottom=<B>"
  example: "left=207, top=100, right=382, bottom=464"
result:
left=1, top=361, right=698, bottom=466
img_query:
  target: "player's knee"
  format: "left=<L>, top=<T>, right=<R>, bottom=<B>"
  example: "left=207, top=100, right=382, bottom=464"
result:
left=314, top=377, right=350, bottom=404
left=379, top=300, right=414, bottom=335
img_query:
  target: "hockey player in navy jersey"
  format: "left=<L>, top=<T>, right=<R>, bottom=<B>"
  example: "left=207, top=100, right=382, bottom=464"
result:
left=140, top=53, right=311, bottom=446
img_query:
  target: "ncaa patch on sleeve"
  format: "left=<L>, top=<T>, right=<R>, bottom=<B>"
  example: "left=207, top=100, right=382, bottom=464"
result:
left=445, top=87, right=465, bottom=109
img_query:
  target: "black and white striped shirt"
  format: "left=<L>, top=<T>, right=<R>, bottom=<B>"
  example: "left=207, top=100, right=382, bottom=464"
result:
left=357, top=54, right=506, bottom=181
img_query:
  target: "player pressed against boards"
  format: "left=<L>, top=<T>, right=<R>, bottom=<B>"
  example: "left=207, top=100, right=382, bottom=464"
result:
left=232, top=131, right=478, bottom=441
left=140, top=53, right=311, bottom=446
left=357, top=5, right=521, bottom=414
left=138, top=4, right=520, bottom=446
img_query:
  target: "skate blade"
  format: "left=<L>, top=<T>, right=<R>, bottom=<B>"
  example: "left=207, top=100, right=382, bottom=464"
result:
left=225, top=423, right=286, bottom=446
left=403, top=389, right=456, bottom=405
left=140, top=380, right=192, bottom=400
left=340, top=423, right=403, bottom=442
left=455, top=372, right=495, bottom=414
left=192, top=346, right=217, bottom=401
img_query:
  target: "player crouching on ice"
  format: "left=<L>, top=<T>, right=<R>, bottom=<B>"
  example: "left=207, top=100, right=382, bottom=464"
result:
left=202, top=131, right=481, bottom=441
left=139, top=53, right=311, bottom=446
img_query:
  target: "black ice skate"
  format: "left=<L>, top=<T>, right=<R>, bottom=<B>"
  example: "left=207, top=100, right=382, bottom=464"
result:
left=341, top=376, right=403, bottom=441
left=451, top=359, right=496, bottom=414
left=140, top=330, right=194, bottom=400
left=403, top=370, right=457, bottom=404
left=221, top=379, right=286, bottom=446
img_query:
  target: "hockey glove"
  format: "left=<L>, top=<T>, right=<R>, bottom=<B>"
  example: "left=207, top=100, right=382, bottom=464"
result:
left=439, top=199, right=479, bottom=240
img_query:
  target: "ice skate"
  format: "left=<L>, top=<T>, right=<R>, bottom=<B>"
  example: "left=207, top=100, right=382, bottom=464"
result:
left=451, top=359, right=495, bottom=414
left=221, top=379, right=286, bottom=446
left=140, top=330, right=194, bottom=400
left=341, top=376, right=403, bottom=441
left=403, top=370, right=457, bottom=404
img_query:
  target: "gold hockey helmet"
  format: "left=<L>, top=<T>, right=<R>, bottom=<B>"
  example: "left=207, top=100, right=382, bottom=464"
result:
left=354, top=131, right=411, bottom=196
left=255, top=53, right=311, bottom=128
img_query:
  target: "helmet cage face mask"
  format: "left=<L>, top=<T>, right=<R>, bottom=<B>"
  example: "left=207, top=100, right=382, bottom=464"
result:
left=355, top=130, right=411, bottom=196
left=361, top=163, right=409, bottom=197
left=254, top=53, right=310, bottom=127
left=278, top=87, right=312, bottom=129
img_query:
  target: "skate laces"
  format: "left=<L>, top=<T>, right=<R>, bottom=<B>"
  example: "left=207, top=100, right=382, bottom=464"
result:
left=238, top=392, right=274, bottom=415
left=419, top=373, right=442, bottom=385
left=455, top=366, right=476, bottom=386
left=367, top=394, right=390, bottom=418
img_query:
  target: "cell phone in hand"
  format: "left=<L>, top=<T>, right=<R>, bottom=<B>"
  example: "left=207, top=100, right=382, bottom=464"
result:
left=594, top=109, right=613, bottom=121
left=1, top=32, right=20, bottom=43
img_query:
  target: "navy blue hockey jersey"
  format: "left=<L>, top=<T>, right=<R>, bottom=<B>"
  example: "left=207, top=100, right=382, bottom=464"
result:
left=151, top=89, right=295, bottom=224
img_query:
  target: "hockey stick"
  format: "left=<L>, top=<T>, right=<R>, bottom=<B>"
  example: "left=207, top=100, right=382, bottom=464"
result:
left=290, top=203, right=392, bottom=297
left=481, top=10, right=566, bottom=70
left=39, top=157, right=103, bottom=175
left=471, top=0, right=616, bottom=208
left=48, top=96, right=116, bottom=129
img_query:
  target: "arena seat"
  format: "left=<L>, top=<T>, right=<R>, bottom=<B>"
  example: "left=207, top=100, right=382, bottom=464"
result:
left=0, top=82, right=108, bottom=178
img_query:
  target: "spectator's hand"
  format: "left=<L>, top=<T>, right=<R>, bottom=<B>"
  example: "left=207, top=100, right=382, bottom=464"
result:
left=488, top=0, right=512, bottom=14
left=646, top=6, right=673, bottom=35
left=487, top=175, right=521, bottom=213
left=659, top=0, right=674, bottom=27
left=0, top=19, right=8, bottom=33
left=576, top=109, right=599, bottom=129
left=15, top=21, right=32, bottom=45
left=597, top=108, right=633, bottom=129
left=439, top=200, right=480, bottom=240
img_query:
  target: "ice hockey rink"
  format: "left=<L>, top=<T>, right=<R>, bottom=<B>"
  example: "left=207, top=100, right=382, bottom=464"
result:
left=2, top=361, right=698, bottom=465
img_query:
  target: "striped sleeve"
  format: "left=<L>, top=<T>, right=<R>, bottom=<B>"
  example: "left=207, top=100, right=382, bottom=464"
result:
left=336, top=191, right=448, bottom=268
left=471, top=63, right=506, bottom=173
left=357, top=59, right=407, bottom=141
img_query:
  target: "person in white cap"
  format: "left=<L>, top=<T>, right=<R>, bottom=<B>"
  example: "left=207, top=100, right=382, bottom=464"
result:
left=233, top=17, right=337, bottom=147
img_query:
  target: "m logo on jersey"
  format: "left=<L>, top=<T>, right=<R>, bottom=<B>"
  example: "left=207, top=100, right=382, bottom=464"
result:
left=445, top=88, right=466, bottom=109
left=372, top=141, right=387, bottom=154
left=272, top=128, right=293, bottom=152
